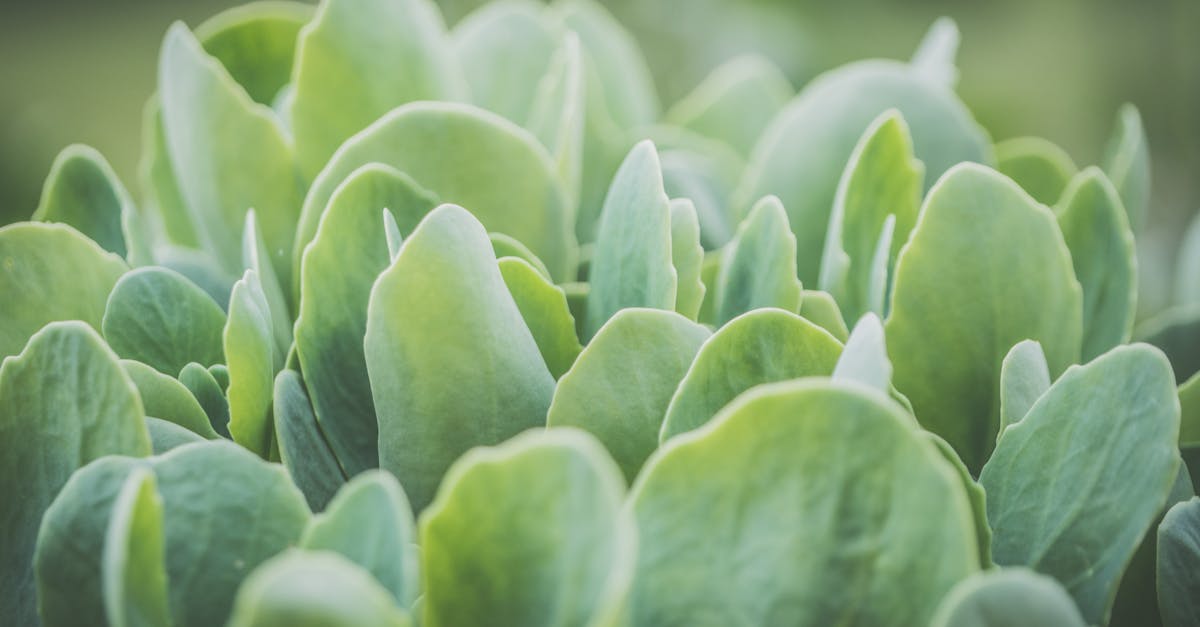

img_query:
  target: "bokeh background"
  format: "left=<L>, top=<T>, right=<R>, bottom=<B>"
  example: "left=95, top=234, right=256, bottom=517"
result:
left=2, top=0, right=1197, bottom=312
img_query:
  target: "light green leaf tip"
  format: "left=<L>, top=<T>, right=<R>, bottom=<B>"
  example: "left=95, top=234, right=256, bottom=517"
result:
left=33, top=144, right=134, bottom=258
left=997, top=339, right=1051, bottom=439
left=365, top=204, right=554, bottom=512
left=384, top=209, right=403, bottom=261
left=995, top=136, right=1078, bottom=206
left=798, top=289, right=850, bottom=341
left=499, top=256, right=583, bottom=379
left=715, top=195, right=802, bottom=325
left=832, top=313, right=891, bottom=392
left=585, top=140, right=677, bottom=340
left=1102, top=103, right=1151, bottom=232
left=242, top=210, right=293, bottom=354
left=910, top=17, right=960, bottom=87
left=102, top=468, right=171, bottom=627
left=528, top=31, right=586, bottom=210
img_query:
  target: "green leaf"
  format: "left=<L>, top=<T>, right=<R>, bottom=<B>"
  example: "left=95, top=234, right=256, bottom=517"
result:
left=832, top=313, right=891, bottom=392
left=630, top=380, right=979, bottom=626
left=665, top=54, right=793, bottom=156
left=290, top=0, right=464, bottom=179
left=273, top=370, right=346, bottom=512
left=669, top=199, right=705, bottom=321
left=242, top=211, right=292, bottom=353
left=365, top=205, right=554, bottom=511
left=910, top=17, right=960, bottom=87
left=1158, top=497, right=1200, bottom=627
left=1055, top=167, right=1137, bottom=360
left=980, top=344, right=1180, bottom=624
left=102, top=267, right=227, bottom=375
left=714, top=195, right=802, bottom=325
left=548, top=309, right=710, bottom=481
left=798, top=289, right=850, bottom=342
left=491, top=232, right=551, bottom=278
left=695, top=248, right=722, bottom=324
left=295, top=102, right=575, bottom=282
left=527, top=32, right=585, bottom=208
left=660, top=308, right=842, bottom=441
left=499, top=257, right=583, bottom=379
left=1102, top=103, right=1151, bottom=232
left=997, top=340, right=1051, bottom=437
left=179, top=361, right=231, bottom=437
left=421, top=429, right=634, bottom=627
left=995, top=136, right=1078, bottom=206
left=33, top=144, right=133, bottom=257
left=659, top=140, right=742, bottom=249
left=453, top=0, right=558, bottom=124
left=139, top=100, right=200, bottom=248
left=930, top=568, right=1086, bottom=627
left=228, top=550, right=412, bottom=627
left=102, top=468, right=171, bottom=627
left=295, top=164, right=438, bottom=474
left=0, top=222, right=128, bottom=360
left=226, top=270, right=280, bottom=457
left=193, top=1, right=312, bottom=106
left=146, top=417, right=205, bottom=454
left=158, top=22, right=304, bottom=292
left=123, top=360, right=219, bottom=439
left=885, top=164, right=1082, bottom=472
left=37, top=441, right=311, bottom=627
left=384, top=210, right=404, bottom=260
left=819, top=110, right=922, bottom=323
left=736, top=60, right=992, bottom=285
left=301, top=471, right=419, bottom=607
left=585, top=140, right=677, bottom=339
left=925, top=431, right=992, bottom=567
left=1, top=322, right=150, bottom=624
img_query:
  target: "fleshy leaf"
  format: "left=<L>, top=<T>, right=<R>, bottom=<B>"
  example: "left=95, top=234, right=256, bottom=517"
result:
left=228, top=551, right=412, bottom=627
left=33, top=144, right=133, bottom=257
left=1, top=322, right=150, bottom=625
left=925, top=432, right=992, bottom=567
left=995, top=136, right=1078, bottom=206
left=146, top=418, right=205, bottom=454
left=1102, top=103, right=1151, bottom=232
left=736, top=60, right=991, bottom=285
left=1055, top=167, right=1137, bottom=360
left=630, top=380, right=979, bottom=626
left=0, top=222, right=128, bottom=360
left=910, top=17, right=960, bottom=87
left=301, top=471, right=419, bottom=607
left=832, top=313, right=891, bottom=392
left=660, top=308, right=842, bottom=441
left=930, top=568, right=1086, bottom=627
left=365, top=205, right=554, bottom=511
left=102, top=267, right=227, bottom=376
left=35, top=441, right=311, bottom=627
left=290, top=0, right=464, bottom=178
left=273, top=370, right=347, bottom=512
left=585, top=140, right=677, bottom=339
left=226, top=270, right=280, bottom=457
left=1158, top=497, right=1200, bottom=627
left=179, top=361, right=231, bottom=437
left=499, top=257, right=583, bottom=379
left=665, top=54, right=793, bottom=156
left=123, top=360, right=219, bottom=439
left=194, top=1, right=311, bottom=105
left=979, top=344, right=1180, bottom=624
left=421, top=429, right=634, bottom=627
left=885, top=164, right=1082, bottom=472
left=295, top=102, right=574, bottom=282
left=659, top=140, right=742, bottom=249
left=491, top=232, right=551, bottom=278
left=714, top=195, right=802, bottom=325
left=798, top=289, right=850, bottom=341
left=242, top=211, right=292, bottom=353
left=668, top=198, right=705, bottom=321
left=819, top=110, right=922, bottom=323
left=547, top=309, right=710, bottom=481
left=158, top=23, right=304, bottom=292
left=453, top=0, right=558, bottom=124
left=295, top=164, right=438, bottom=474
left=102, top=468, right=171, bottom=627
left=527, top=32, right=585, bottom=208
left=997, top=340, right=1051, bottom=438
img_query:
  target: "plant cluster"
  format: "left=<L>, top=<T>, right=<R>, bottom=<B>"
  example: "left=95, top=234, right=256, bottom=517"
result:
left=2, top=1, right=1199, bottom=626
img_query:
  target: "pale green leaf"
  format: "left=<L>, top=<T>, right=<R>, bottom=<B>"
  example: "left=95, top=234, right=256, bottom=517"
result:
left=547, top=308, right=710, bottom=481
left=146, top=417, right=205, bottom=454
left=630, top=380, right=979, bottom=626
left=102, top=469, right=171, bottom=627
left=122, top=360, right=219, bottom=439
left=527, top=32, right=585, bottom=208
left=995, top=136, right=1078, bottom=206
left=499, top=256, right=583, bottom=379
left=910, top=17, right=960, bottom=88
left=491, top=231, right=551, bottom=278
left=930, top=568, right=1086, bottom=627
left=997, top=340, right=1051, bottom=438
left=665, top=55, right=792, bottom=157
left=695, top=248, right=722, bottom=325
left=1, top=322, right=150, bottom=625
left=453, top=0, right=558, bottom=123
left=1055, top=167, right=1137, bottom=360
left=715, top=195, right=802, bottom=325
left=242, top=210, right=292, bottom=353
left=194, top=1, right=311, bottom=105
left=103, top=267, right=227, bottom=375
left=885, top=163, right=1082, bottom=472
left=365, top=205, right=554, bottom=511
left=1102, top=103, right=1151, bottom=232
left=660, top=308, right=842, bottom=441
left=226, top=270, right=280, bottom=457
left=980, top=344, right=1180, bottom=624
left=925, top=431, right=992, bottom=567
left=34, top=144, right=133, bottom=258
left=0, top=222, right=128, bottom=360
left=819, top=110, right=922, bottom=323
left=832, top=313, right=891, bottom=392
left=736, top=60, right=991, bottom=285
left=179, top=361, right=231, bottom=438
left=295, top=164, right=438, bottom=474
left=421, top=429, right=635, bottom=627
left=798, top=289, right=850, bottom=342
left=669, top=198, right=705, bottom=321
left=273, top=370, right=346, bottom=512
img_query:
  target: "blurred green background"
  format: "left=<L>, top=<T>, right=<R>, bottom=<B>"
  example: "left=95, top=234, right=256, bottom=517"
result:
left=2, top=0, right=1197, bottom=308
